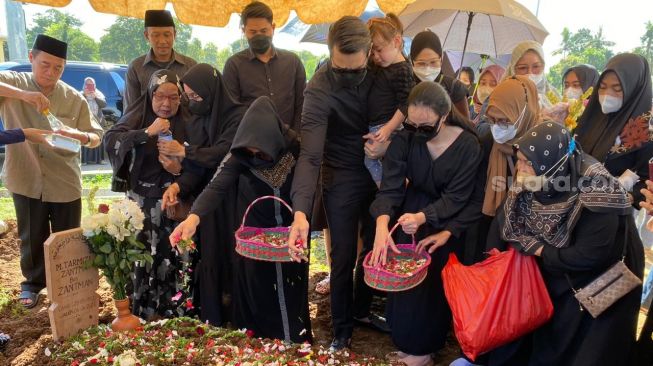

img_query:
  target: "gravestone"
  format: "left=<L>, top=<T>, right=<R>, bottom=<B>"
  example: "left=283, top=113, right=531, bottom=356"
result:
left=44, top=228, right=99, bottom=340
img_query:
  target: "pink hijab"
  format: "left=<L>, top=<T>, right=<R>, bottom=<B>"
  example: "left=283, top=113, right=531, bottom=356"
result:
left=473, top=65, right=506, bottom=106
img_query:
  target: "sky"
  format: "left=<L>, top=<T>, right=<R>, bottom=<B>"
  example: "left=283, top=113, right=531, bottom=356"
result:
left=20, top=0, right=653, bottom=67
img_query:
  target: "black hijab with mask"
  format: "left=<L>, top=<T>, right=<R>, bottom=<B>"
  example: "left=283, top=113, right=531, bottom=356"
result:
left=231, top=96, right=298, bottom=172
left=499, top=122, right=631, bottom=255
left=563, top=64, right=600, bottom=93
left=180, top=63, right=247, bottom=169
left=104, top=69, right=188, bottom=197
left=576, top=53, right=652, bottom=162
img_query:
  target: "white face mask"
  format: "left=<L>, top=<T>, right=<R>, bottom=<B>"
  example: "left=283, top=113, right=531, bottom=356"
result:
left=414, top=66, right=441, bottom=82
left=599, top=94, right=623, bottom=114
left=564, top=87, right=583, bottom=100
left=527, top=73, right=546, bottom=92
left=476, top=86, right=493, bottom=103
left=490, top=105, right=526, bottom=144
left=515, top=171, right=545, bottom=192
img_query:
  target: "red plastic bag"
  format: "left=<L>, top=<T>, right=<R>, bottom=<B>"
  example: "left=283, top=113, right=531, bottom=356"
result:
left=441, top=247, right=553, bottom=361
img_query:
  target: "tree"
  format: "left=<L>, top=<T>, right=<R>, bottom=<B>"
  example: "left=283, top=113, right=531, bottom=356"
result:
left=27, top=9, right=82, bottom=47
left=547, top=27, right=615, bottom=90
left=202, top=42, right=219, bottom=68
left=185, top=38, right=204, bottom=63
left=27, top=9, right=99, bottom=62
left=99, top=17, right=149, bottom=64
left=633, top=21, right=653, bottom=70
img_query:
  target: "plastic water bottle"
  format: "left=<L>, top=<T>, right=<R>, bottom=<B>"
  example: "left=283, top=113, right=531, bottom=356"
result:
left=43, top=109, right=65, bottom=131
left=42, top=109, right=81, bottom=153
left=158, top=131, right=173, bottom=142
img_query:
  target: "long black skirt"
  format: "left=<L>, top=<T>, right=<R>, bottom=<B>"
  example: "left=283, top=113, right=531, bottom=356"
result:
left=232, top=253, right=312, bottom=343
left=387, top=230, right=456, bottom=356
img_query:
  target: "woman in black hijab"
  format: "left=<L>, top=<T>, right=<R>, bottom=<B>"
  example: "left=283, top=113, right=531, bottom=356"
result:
left=482, top=122, right=644, bottom=366
left=562, top=64, right=599, bottom=99
left=576, top=53, right=653, bottom=208
left=409, top=30, right=470, bottom=118
left=104, top=69, right=193, bottom=319
left=159, top=63, right=247, bottom=326
left=169, top=96, right=311, bottom=343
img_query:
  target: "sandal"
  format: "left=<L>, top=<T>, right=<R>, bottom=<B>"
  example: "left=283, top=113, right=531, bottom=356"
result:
left=19, top=290, right=40, bottom=309
left=315, top=275, right=330, bottom=295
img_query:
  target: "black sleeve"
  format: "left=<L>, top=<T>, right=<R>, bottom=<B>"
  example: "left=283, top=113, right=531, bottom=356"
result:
left=369, top=133, right=410, bottom=219
left=293, top=57, right=307, bottom=131
left=123, top=60, right=141, bottom=112
left=393, top=63, right=415, bottom=117
left=222, top=57, right=241, bottom=103
left=189, top=153, right=245, bottom=218
left=420, top=134, right=481, bottom=227
left=630, top=142, right=653, bottom=207
left=175, top=159, right=206, bottom=197
left=290, top=82, right=330, bottom=216
left=485, top=214, right=508, bottom=251
left=449, top=78, right=468, bottom=104
left=540, top=210, right=620, bottom=273
left=184, top=117, right=240, bottom=169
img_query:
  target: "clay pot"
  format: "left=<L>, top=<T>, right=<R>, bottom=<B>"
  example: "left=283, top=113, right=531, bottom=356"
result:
left=111, top=298, right=140, bottom=331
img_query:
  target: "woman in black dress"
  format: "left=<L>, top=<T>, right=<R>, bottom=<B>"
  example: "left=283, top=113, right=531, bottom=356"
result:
left=104, top=69, right=192, bottom=319
left=484, top=122, right=644, bottom=366
left=369, top=82, right=482, bottom=366
left=159, top=63, right=247, bottom=326
left=169, top=96, right=311, bottom=343
left=576, top=53, right=653, bottom=208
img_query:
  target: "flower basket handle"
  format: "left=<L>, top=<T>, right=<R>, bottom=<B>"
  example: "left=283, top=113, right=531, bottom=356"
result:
left=239, top=195, right=293, bottom=229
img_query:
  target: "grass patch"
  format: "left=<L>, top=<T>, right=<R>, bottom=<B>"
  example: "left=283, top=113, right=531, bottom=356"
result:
left=0, top=196, right=120, bottom=220
left=82, top=173, right=113, bottom=189
left=310, top=232, right=330, bottom=273
left=0, top=287, right=26, bottom=318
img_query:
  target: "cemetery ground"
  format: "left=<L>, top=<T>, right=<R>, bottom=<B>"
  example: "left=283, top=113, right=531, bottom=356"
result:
left=0, top=170, right=648, bottom=365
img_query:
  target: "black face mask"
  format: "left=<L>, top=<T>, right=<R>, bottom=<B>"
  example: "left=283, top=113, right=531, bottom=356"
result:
left=248, top=35, right=272, bottom=55
left=331, top=67, right=367, bottom=88
left=188, top=100, right=211, bottom=116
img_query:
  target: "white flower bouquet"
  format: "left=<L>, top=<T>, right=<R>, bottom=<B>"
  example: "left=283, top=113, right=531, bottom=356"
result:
left=81, top=198, right=152, bottom=300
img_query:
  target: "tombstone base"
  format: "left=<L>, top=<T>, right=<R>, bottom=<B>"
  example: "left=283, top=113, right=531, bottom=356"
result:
left=111, top=298, right=141, bottom=332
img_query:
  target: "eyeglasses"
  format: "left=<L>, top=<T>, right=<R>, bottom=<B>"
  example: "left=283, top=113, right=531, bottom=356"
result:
left=514, top=63, right=544, bottom=75
left=184, top=92, right=203, bottom=102
left=402, top=118, right=437, bottom=134
left=153, top=92, right=180, bottom=103
left=413, top=58, right=442, bottom=69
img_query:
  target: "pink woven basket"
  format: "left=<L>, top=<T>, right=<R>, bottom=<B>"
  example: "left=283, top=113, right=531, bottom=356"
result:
left=363, top=223, right=431, bottom=292
left=235, top=195, right=294, bottom=262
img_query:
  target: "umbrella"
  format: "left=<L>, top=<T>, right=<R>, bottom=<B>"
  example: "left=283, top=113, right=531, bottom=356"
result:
left=445, top=50, right=511, bottom=73
left=280, top=8, right=385, bottom=44
left=19, top=0, right=413, bottom=28
left=399, top=0, right=548, bottom=74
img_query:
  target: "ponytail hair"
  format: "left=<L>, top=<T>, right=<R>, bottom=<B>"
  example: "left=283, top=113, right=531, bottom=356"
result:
left=367, top=13, right=404, bottom=50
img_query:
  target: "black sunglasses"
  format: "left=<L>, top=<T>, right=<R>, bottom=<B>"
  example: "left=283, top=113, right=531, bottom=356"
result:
left=402, top=119, right=437, bottom=134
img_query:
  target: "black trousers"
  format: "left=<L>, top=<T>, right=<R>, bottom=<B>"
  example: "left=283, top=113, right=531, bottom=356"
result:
left=13, top=193, right=81, bottom=293
left=322, top=167, right=377, bottom=339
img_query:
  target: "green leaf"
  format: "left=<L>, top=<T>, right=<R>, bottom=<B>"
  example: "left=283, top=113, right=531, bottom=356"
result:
left=119, top=259, right=127, bottom=271
left=93, top=254, right=105, bottom=267
left=107, top=252, right=116, bottom=266
left=99, top=243, right=112, bottom=254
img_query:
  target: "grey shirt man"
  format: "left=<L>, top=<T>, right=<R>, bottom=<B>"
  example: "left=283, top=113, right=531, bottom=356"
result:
left=124, top=49, right=196, bottom=111
left=223, top=47, right=306, bottom=131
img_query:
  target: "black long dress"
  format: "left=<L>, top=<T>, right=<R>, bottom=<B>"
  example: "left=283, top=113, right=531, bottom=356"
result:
left=370, top=128, right=481, bottom=355
left=190, top=96, right=311, bottom=343
left=176, top=64, right=247, bottom=326
left=484, top=209, right=644, bottom=366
